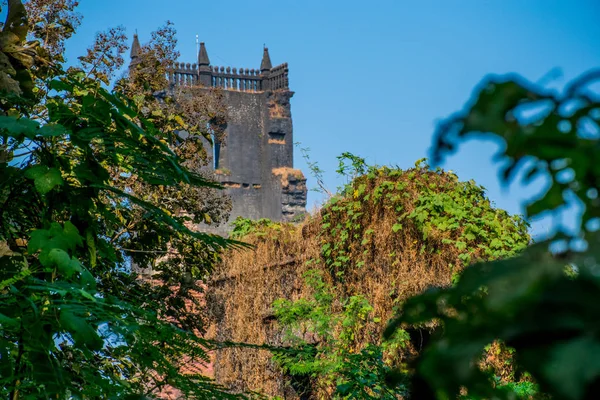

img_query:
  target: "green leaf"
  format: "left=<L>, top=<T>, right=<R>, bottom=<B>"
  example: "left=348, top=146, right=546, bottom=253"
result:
left=336, top=382, right=353, bottom=395
left=490, top=238, right=503, bottom=249
left=541, top=337, right=600, bottom=400
left=62, top=221, right=83, bottom=250
left=48, top=79, right=73, bottom=92
left=0, top=115, right=39, bottom=138
left=38, top=123, right=69, bottom=137
left=455, top=241, right=467, bottom=251
left=24, top=165, right=48, bottom=180
left=0, top=312, right=18, bottom=328
left=79, top=288, right=96, bottom=302
left=46, top=248, right=81, bottom=278
left=46, top=248, right=70, bottom=270
left=28, top=229, right=51, bottom=253
left=28, top=222, right=82, bottom=256
left=59, top=310, right=103, bottom=350
left=25, top=166, right=64, bottom=194
left=79, top=268, right=96, bottom=289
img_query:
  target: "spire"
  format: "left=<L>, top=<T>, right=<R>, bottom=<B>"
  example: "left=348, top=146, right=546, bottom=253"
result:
left=198, top=42, right=210, bottom=66
left=130, top=33, right=141, bottom=60
left=260, top=46, right=272, bottom=73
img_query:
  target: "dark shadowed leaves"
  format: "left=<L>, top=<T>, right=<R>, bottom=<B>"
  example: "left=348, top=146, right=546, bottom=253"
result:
left=386, top=70, right=600, bottom=399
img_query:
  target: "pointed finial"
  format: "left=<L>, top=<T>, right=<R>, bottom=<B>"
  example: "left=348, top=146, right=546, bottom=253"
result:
left=260, top=46, right=272, bottom=73
left=198, top=42, right=210, bottom=66
left=129, top=33, right=142, bottom=71
left=130, top=33, right=141, bottom=60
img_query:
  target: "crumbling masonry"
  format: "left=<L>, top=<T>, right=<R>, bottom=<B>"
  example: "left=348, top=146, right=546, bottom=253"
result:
left=130, top=36, right=307, bottom=235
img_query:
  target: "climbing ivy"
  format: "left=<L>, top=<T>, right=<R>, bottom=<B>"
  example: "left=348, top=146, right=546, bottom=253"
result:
left=319, top=158, right=529, bottom=279
left=272, top=155, right=531, bottom=398
left=229, top=216, right=286, bottom=239
left=272, top=269, right=409, bottom=399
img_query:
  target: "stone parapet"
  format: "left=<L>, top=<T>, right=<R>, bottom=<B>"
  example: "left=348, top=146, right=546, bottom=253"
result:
left=167, top=62, right=289, bottom=92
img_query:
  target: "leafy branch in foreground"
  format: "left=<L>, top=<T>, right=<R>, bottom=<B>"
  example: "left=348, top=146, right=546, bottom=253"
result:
left=385, top=70, right=600, bottom=399
left=0, top=1, right=246, bottom=397
left=0, top=72, right=245, bottom=398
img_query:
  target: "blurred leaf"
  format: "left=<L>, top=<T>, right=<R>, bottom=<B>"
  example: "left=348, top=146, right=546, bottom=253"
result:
left=0, top=115, right=39, bottom=137
left=59, top=309, right=103, bottom=350
left=38, top=123, right=69, bottom=137
left=394, top=69, right=600, bottom=399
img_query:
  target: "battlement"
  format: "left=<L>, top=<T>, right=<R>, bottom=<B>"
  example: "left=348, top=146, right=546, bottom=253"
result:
left=167, top=62, right=289, bottom=92
left=147, top=41, right=289, bottom=92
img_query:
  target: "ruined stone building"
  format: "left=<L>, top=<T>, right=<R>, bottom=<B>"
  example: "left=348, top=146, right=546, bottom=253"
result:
left=130, top=36, right=307, bottom=235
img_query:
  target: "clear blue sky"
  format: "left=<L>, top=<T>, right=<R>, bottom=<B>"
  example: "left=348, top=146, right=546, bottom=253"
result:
left=61, top=1, right=599, bottom=238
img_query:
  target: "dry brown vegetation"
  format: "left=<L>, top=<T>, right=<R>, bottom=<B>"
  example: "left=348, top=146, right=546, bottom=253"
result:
left=207, top=223, right=319, bottom=397
left=268, top=138, right=287, bottom=144
left=272, top=167, right=306, bottom=186
left=206, top=166, right=529, bottom=398
left=268, top=102, right=287, bottom=118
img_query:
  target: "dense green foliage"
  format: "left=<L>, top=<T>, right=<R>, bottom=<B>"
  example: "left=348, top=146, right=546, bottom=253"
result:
left=385, top=71, right=600, bottom=399
left=273, top=269, right=409, bottom=399
left=323, top=156, right=529, bottom=279
left=229, top=217, right=286, bottom=240
left=0, top=1, right=244, bottom=398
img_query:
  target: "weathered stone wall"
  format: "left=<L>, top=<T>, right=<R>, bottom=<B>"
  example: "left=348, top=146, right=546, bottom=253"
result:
left=206, top=88, right=306, bottom=236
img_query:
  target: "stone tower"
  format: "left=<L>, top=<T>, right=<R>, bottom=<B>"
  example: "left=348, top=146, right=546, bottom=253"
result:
left=129, top=40, right=307, bottom=235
